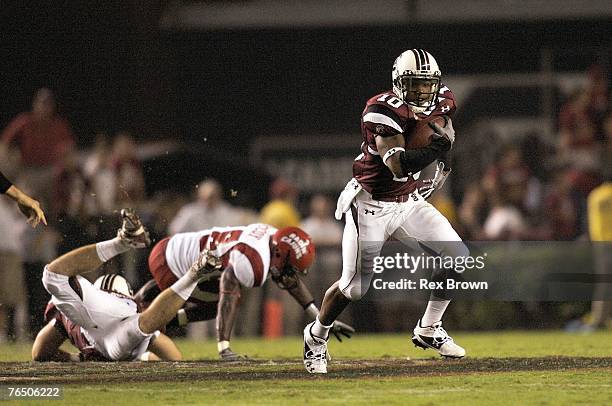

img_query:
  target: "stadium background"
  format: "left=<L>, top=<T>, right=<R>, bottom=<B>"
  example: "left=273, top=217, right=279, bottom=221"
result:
left=0, top=1, right=610, bottom=342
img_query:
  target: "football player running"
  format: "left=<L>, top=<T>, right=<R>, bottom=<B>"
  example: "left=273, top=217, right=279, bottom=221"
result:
left=135, top=223, right=355, bottom=360
left=303, top=49, right=468, bottom=373
left=32, top=209, right=222, bottom=362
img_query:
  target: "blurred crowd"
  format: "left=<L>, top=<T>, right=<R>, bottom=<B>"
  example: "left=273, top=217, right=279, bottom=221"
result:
left=0, top=64, right=609, bottom=342
left=451, top=66, right=610, bottom=242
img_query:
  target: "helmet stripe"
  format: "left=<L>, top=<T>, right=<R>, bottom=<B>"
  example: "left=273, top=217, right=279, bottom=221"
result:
left=421, top=49, right=430, bottom=68
left=417, top=49, right=428, bottom=70
left=411, top=49, right=421, bottom=71
left=101, top=275, right=109, bottom=291
left=104, top=274, right=116, bottom=292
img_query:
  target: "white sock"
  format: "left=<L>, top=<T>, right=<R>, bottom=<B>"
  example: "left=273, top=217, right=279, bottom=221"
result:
left=311, top=316, right=333, bottom=339
left=170, top=271, right=200, bottom=301
left=96, top=238, right=130, bottom=262
left=421, top=299, right=450, bottom=326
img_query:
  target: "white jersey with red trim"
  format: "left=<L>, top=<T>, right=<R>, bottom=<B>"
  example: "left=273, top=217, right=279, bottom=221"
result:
left=165, top=223, right=277, bottom=288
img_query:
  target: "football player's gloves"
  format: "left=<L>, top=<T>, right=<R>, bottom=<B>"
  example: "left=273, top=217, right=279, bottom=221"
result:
left=188, top=249, right=223, bottom=282
left=219, top=348, right=247, bottom=361
left=417, top=179, right=436, bottom=200
left=117, top=208, right=151, bottom=248
left=331, top=320, right=355, bottom=342
left=429, top=117, right=455, bottom=148
left=418, top=161, right=451, bottom=200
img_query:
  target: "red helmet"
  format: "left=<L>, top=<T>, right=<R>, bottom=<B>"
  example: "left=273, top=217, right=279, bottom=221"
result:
left=270, top=227, right=315, bottom=277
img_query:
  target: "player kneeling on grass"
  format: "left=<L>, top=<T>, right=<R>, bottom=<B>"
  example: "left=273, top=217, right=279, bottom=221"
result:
left=134, top=223, right=355, bottom=360
left=32, top=209, right=222, bottom=362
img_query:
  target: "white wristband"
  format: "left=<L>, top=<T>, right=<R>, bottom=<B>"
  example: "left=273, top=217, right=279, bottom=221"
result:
left=217, top=340, right=230, bottom=352
left=383, top=147, right=405, bottom=164
left=177, top=309, right=188, bottom=326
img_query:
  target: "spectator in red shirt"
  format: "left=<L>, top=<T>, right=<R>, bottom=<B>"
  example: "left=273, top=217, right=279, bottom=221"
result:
left=1, top=88, right=75, bottom=167
left=1, top=88, right=76, bottom=214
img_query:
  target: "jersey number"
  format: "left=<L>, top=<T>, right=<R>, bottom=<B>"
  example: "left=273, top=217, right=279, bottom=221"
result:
left=200, top=230, right=243, bottom=251
left=377, top=94, right=403, bottom=109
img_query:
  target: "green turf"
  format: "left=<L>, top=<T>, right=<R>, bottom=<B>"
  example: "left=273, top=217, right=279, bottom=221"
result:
left=3, top=330, right=612, bottom=361
left=8, top=370, right=612, bottom=406
left=2, top=331, right=612, bottom=405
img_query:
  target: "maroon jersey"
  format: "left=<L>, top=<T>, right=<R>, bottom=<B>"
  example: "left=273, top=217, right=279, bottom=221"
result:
left=352, top=85, right=456, bottom=199
left=44, top=301, right=109, bottom=361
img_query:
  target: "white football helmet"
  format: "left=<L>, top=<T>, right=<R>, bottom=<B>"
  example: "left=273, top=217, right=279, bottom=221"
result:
left=392, top=49, right=441, bottom=113
left=94, top=274, right=134, bottom=298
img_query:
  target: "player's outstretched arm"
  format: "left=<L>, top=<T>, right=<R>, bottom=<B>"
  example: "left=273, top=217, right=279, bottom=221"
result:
left=1, top=171, right=47, bottom=227
left=134, top=281, right=217, bottom=328
left=32, top=322, right=79, bottom=362
left=47, top=244, right=106, bottom=277
left=285, top=277, right=315, bottom=309
left=216, top=267, right=245, bottom=360
left=139, top=250, right=222, bottom=335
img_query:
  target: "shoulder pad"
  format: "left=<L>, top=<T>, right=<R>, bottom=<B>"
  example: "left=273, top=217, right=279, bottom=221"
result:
left=363, top=92, right=414, bottom=135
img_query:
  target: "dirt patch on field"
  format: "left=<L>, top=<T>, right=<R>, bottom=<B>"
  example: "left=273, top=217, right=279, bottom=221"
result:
left=1, top=357, right=611, bottom=384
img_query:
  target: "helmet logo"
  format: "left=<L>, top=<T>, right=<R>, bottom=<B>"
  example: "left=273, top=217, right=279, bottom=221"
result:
left=280, top=233, right=310, bottom=260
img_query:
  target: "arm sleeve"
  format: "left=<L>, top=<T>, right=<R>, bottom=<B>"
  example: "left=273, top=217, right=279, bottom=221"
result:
left=399, top=138, right=450, bottom=175
left=363, top=104, right=404, bottom=137
left=0, top=170, right=12, bottom=193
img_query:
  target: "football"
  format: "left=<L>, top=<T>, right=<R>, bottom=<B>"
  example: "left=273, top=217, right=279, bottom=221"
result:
left=405, top=115, right=448, bottom=149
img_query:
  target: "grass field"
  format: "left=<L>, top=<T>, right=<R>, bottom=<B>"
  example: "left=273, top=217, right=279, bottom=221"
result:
left=1, top=330, right=611, bottom=405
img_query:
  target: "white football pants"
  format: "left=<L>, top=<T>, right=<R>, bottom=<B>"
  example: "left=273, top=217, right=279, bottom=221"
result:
left=338, top=189, right=469, bottom=300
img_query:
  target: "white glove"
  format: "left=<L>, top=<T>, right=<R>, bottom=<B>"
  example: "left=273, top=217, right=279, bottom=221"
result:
left=429, top=117, right=455, bottom=148
left=418, top=161, right=451, bottom=200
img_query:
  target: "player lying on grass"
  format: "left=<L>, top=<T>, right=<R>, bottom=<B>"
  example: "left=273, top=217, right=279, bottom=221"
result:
left=134, top=223, right=355, bottom=360
left=32, top=209, right=222, bottom=362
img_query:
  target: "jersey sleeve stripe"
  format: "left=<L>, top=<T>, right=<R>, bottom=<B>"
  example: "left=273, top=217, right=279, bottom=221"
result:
left=233, top=243, right=264, bottom=287
left=411, top=49, right=420, bottom=70
left=68, top=276, right=83, bottom=300
left=365, top=103, right=403, bottom=125
left=363, top=112, right=403, bottom=133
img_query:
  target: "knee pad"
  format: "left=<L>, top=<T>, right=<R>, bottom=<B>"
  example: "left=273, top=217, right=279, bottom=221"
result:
left=340, top=286, right=364, bottom=301
left=339, top=281, right=368, bottom=301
